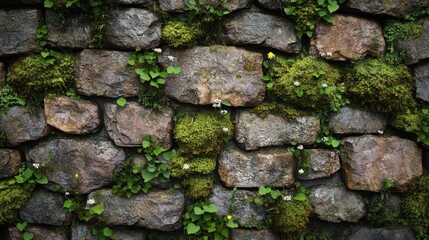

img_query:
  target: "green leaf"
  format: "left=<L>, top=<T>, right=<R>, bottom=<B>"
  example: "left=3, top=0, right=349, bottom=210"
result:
left=141, top=169, right=156, bottom=182
left=221, top=99, right=231, bottom=106
left=187, top=223, right=200, bottom=234
left=63, top=199, right=74, bottom=209
left=149, top=71, right=159, bottom=78
left=167, top=66, right=181, bottom=74
left=295, top=88, right=304, bottom=97
left=327, top=3, right=339, bottom=13
left=150, top=81, right=159, bottom=88
left=116, top=97, right=127, bottom=107
left=284, top=7, right=294, bottom=15
left=317, top=0, right=325, bottom=5
left=263, top=74, right=272, bottom=81
left=162, top=150, right=177, bottom=161
left=44, top=0, right=54, bottom=8
left=331, top=139, right=340, bottom=148
left=324, top=15, right=335, bottom=23
left=16, top=222, right=27, bottom=232
left=226, top=219, right=238, bottom=228
left=156, top=78, right=165, bottom=85
left=254, top=197, right=264, bottom=206
left=127, top=59, right=135, bottom=66
left=194, top=206, right=204, bottom=215
left=270, top=190, right=281, bottom=199
left=266, top=82, right=274, bottom=90
left=22, top=168, right=34, bottom=179
left=258, top=186, right=271, bottom=195
left=103, top=227, right=113, bottom=237
left=293, top=193, right=307, bottom=201
left=422, top=108, right=429, bottom=114
left=35, top=175, right=48, bottom=184
left=135, top=69, right=150, bottom=81
left=203, top=203, right=218, bottom=213
left=23, top=232, right=34, bottom=240
left=41, top=51, right=50, bottom=58
left=325, top=86, right=336, bottom=94
left=153, top=146, right=166, bottom=156
left=92, top=203, right=104, bottom=215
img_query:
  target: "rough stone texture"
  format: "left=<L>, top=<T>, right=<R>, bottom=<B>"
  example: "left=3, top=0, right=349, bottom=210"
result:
left=71, top=225, right=147, bottom=240
left=44, top=96, right=100, bottom=134
left=298, top=149, right=340, bottom=180
left=87, top=189, right=184, bottom=231
left=345, top=0, right=429, bottom=17
left=0, top=149, right=21, bottom=178
left=328, top=107, right=387, bottom=134
left=218, top=145, right=295, bottom=187
left=256, top=0, right=288, bottom=10
left=105, top=8, right=161, bottom=50
left=0, top=0, right=42, bottom=4
left=160, top=46, right=265, bottom=107
left=222, top=0, right=252, bottom=12
left=46, top=9, right=94, bottom=49
left=222, top=11, right=301, bottom=53
left=159, top=0, right=250, bottom=12
left=310, top=14, right=385, bottom=61
left=0, top=9, right=41, bottom=56
left=8, top=225, right=67, bottom=240
left=0, top=106, right=51, bottom=146
left=396, top=18, right=429, bottom=65
left=209, top=185, right=267, bottom=227
left=104, top=102, right=173, bottom=148
left=341, top=135, right=422, bottom=192
left=235, top=110, right=320, bottom=150
left=159, top=0, right=186, bottom=12
left=107, top=0, right=152, bottom=6
left=310, top=185, right=366, bottom=223
left=75, top=49, right=140, bottom=98
left=230, top=229, right=280, bottom=240
left=348, top=226, right=416, bottom=240
left=20, top=188, right=71, bottom=226
left=29, top=137, right=125, bottom=194
left=414, top=60, right=429, bottom=103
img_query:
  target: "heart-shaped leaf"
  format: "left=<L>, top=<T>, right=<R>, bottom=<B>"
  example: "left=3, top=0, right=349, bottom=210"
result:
left=44, top=0, right=54, bottom=8
left=23, top=232, right=34, bottom=240
left=203, top=203, right=218, bottom=213
left=41, top=52, right=50, bottom=58
left=16, top=222, right=27, bottom=232
left=293, top=193, right=307, bottom=201
left=149, top=71, right=159, bottom=78
left=116, top=97, right=127, bottom=107
left=194, top=207, right=204, bottom=215
left=186, top=223, right=200, bottom=234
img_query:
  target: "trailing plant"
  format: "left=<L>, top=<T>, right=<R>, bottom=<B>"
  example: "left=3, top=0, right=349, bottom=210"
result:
left=185, top=0, right=230, bottom=22
left=14, top=163, right=49, bottom=192
left=0, top=85, right=26, bottom=113
left=0, top=178, right=31, bottom=225
left=288, top=146, right=312, bottom=175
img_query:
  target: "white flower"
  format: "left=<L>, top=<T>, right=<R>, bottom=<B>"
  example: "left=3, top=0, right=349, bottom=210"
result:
left=326, top=52, right=333, bottom=57
left=65, top=192, right=70, bottom=196
left=183, top=163, right=190, bottom=170
left=32, top=163, right=40, bottom=169
left=298, top=169, right=305, bottom=174
left=294, top=81, right=301, bottom=87
left=86, top=198, right=96, bottom=205
left=220, top=109, right=228, bottom=115
left=297, top=145, right=304, bottom=150
left=212, top=98, right=222, bottom=108
left=153, top=48, right=162, bottom=53
left=283, top=195, right=292, bottom=201
left=222, top=127, right=229, bottom=133
left=322, top=83, right=328, bottom=88
left=167, top=55, right=176, bottom=61
left=320, top=52, right=326, bottom=57
left=322, top=137, right=329, bottom=142
left=378, top=130, right=384, bottom=134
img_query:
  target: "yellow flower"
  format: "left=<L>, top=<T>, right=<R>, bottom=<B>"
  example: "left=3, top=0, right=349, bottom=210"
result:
left=267, top=52, right=275, bottom=59
left=75, top=173, right=79, bottom=179
left=227, top=215, right=232, bottom=220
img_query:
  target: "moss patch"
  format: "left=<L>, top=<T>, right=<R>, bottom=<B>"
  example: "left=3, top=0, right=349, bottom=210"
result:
left=162, top=19, right=203, bottom=48
left=182, top=175, right=214, bottom=200
left=250, top=101, right=309, bottom=120
left=270, top=198, right=312, bottom=238
left=170, top=156, right=216, bottom=178
left=0, top=178, right=32, bottom=224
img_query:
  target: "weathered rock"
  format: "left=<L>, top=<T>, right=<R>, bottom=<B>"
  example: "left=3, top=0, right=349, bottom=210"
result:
left=104, top=102, right=173, bottom=148
left=75, top=49, right=140, bottom=98
left=348, top=226, right=416, bottom=240
left=256, top=0, right=288, bottom=10
left=341, top=135, right=422, bottom=192
left=0, top=106, right=51, bottom=146
left=209, top=185, right=267, bottom=227
left=235, top=110, right=320, bottom=150
left=222, top=0, right=251, bottom=12
left=20, top=188, right=71, bottom=226
left=71, top=225, right=147, bottom=240
left=8, top=225, right=67, bottom=240
left=44, top=96, right=100, bottom=134
left=0, top=9, right=41, bottom=56
left=230, top=229, right=280, bottom=240
left=396, top=18, right=429, bottom=65
left=218, top=145, right=295, bottom=187
left=87, top=189, right=184, bottom=231
left=29, top=137, right=125, bottom=194
left=158, top=0, right=186, bottom=12
left=0, top=149, right=21, bottom=178
left=0, top=0, right=42, bottom=4
left=329, top=107, right=387, bottom=134
left=345, top=0, right=429, bottom=17
left=310, top=14, right=385, bottom=61
left=298, top=149, right=340, bottom=180
left=104, top=8, right=161, bottom=50
left=414, top=60, right=429, bottom=103
left=222, top=11, right=300, bottom=53
left=107, top=0, right=152, bottom=6
left=159, top=0, right=250, bottom=12
left=310, top=185, right=366, bottom=223
left=160, top=46, right=265, bottom=107
left=46, top=9, right=94, bottom=49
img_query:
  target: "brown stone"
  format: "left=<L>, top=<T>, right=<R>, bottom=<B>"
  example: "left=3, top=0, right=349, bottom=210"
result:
left=345, top=0, right=429, bottom=17
left=8, top=225, right=67, bottom=240
left=298, top=149, right=340, bottom=180
left=396, top=18, right=429, bottom=65
left=230, top=229, right=280, bottom=240
left=0, top=149, right=21, bottom=178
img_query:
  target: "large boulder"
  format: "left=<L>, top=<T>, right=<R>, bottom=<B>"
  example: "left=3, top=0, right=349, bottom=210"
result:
left=298, top=149, right=340, bottom=180
left=348, top=226, right=416, bottom=240
left=0, top=149, right=21, bottom=178
left=396, top=18, right=429, bottom=65
left=329, top=107, right=387, bottom=134
left=414, top=60, right=429, bottom=103
left=235, top=110, right=319, bottom=150
left=222, top=11, right=301, bottom=53
left=160, top=46, right=265, bottom=107
left=71, top=225, right=147, bottom=240
left=0, top=9, right=41, bottom=56
left=341, top=135, right=422, bottom=192
left=345, top=0, right=429, bottom=17
left=87, top=189, right=184, bottom=231
left=310, top=14, right=385, bottom=61
left=230, top=229, right=280, bottom=240
left=28, top=137, right=126, bottom=194
left=0, top=106, right=51, bottom=146
left=104, top=102, right=174, bottom=148
left=8, top=225, right=67, bottom=240
left=75, top=49, right=140, bottom=98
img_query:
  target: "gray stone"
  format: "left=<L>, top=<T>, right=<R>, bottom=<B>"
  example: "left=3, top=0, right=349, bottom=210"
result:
left=106, top=0, right=152, bottom=6
left=230, top=229, right=280, bottom=240
left=329, top=107, right=387, bottom=134
left=310, top=185, right=366, bottom=223
left=75, top=49, right=140, bottom=98
left=218, top=145, right=295, bottom=187
left=222, top=11, right=301, bottom=53
left=0, top=0, right=42, bottom=4
left=29, top=137, right=125, bottom=194
left=310, top=14, right=385, bottom=61
left=8, top=225, right=67, bottom=240
left=298, top=149, right=340, bottom=180
left=0, top=106, right=51, bottom=146
left=104, top=102, right=173, bottom=148
left=71, top=225, right=147, bottom=240
left=235, top=110, right=320, bottom=150
left=396, top=18, right=429, bottom=65
left=209, top=185, right=267, bottom=227
left=87, top=189, right=184, bottom=231
left=0, top=149, right=21, bottom=178
left=222, top=0, right=251, bottom=12
left=414, top=60, right=429, bottom=103
left=159, top=0, right=186, bottom=12
left=20, top=188, right=71, bottom=226
left=105, top=8, right=161, bottom=50
left=46, top=9, right=94, bottom=49
left=160, top=46, right=265, bottom=107
left=341, top=135, right=422, bottom=192
left=159, top=0, right=250, bottom=12
left=345, top=0, right=429, bottom=17
left=44, top=96, right=100, bottom=134
left=348, top=226, right=416, bottom=240
left=0, top=9, right=41, bottom=56
left=256, top=0, right=288, bottom=10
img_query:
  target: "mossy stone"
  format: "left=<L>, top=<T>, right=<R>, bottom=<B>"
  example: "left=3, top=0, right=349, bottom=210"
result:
left=162, top=19, right=202, bottom=48
left=170, top=156, right=216, bottom=178
left=270, top=198, right=312, bottom=238
left=0, top=178, right=31, bottom=224
left=182, top=175, right=214, bottom=200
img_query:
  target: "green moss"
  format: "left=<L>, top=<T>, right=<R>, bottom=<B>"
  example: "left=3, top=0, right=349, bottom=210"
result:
left=366, top=200, right=400, bottom=226
left=162, top=19, right=202, bottom=48
left=390, top=107, right=422, bottom=133
left=0, top=178, right=31, bottom=224
left=250, top=101, right=309, bottom=120
left=174, top=111, right=233, bottom=157
left=401, top=175, right=429, bottom=239
left=344, top=58, right=414, bottom=113
left=182, top=175, right=214, bottom=200
left=0, top=85, right=26, bottom=112
left=272, top=56, right=342, bottom=110
left=6, top=53, right=76, bottom=105
left=270, top=198, right=312, bottom=238
left=170, top=156, right=216, bottom=178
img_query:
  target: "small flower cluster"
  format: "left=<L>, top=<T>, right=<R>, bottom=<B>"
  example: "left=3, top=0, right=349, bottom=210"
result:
left=153, top=48, right=162, bottom=53
left=32, top=163, right=40, bottom=169
left=212, top=98, right=222, bottom=108
left=183, top=163, right=190, bottom=170
left=320, top=52, right=333, bottom=58
left=294, top=81, right=301, bottom=87
left=283, top=195, right=292, bottom=201
left=267, top=52, right=275, bottom=59
left=86, top=198, right=96, bottom=205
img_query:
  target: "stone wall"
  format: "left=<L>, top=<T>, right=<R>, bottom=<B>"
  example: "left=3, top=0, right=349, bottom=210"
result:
left=1, top=0, right=429, bottom=240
